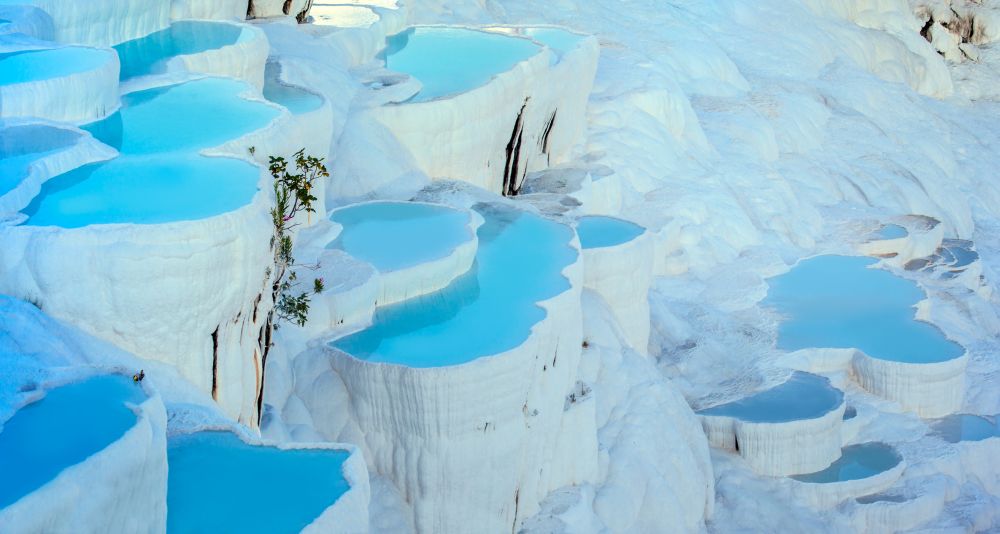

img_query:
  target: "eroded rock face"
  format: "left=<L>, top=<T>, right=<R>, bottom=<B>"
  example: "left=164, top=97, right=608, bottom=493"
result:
left=246, top=0, right=313, bottom=22
left=912, top=0, right=1000, bottom=61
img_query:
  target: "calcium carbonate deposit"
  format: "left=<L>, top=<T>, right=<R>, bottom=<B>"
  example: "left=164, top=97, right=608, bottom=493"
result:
left=1, top=0, right=999, bottom=532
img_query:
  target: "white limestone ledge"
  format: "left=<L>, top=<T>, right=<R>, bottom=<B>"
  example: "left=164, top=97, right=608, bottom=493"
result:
left=281, top=441, right=372, bottom=534
left=0, top=44, right=120, bottom=124
left=851, top=350, right=968, bottom=418
left=262, top=57, right=336, bottom=160
left=369, top=24, right=599, bottom=196
left=579, top=221, right=653, bottom=354
left=0, top=121, right=117, bottom=216
left=0, top=6, right=54, bottom=39
left=310, top=4, right=408, bottom=66
left=0, top=376, right=168, bottom=533
left=4, top=0, right=170, bottom=46
left=308, top=248, right=380, bottom=333
left=325, top=236, right=590, bottom=533
left=170, top=0, right=248, bottom=21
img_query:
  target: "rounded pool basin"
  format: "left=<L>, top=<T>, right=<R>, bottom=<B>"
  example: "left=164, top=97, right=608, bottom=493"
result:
left=0, top=47, right=112, bottom=86
left=382, top=26, right=542, bottom=102
left=931, top=414, right=1000, bottom=443
left=332, top=204, right=576, bottom=367
left=698, top=371, right=843, bottom=423
left=0, top=375, right=146, bottom=509
left=791, top=442, right=901, bottom=483
left=114, top=21, right=245, bottom=80
left=576, top=215, right=645, bottom=249
left=167, top=431, right=351, bottom=534
left=0, top=124, right=79, bottom=197
left=328, top=201, right=473, bottom=272
left=764, top=255, right=964, bottom=364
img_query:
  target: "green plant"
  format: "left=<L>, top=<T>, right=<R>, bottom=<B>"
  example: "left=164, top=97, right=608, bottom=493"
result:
left=265, top=148, right=329, bottom=327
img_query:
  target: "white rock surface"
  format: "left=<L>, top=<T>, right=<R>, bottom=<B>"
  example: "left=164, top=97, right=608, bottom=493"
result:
left=0, top=0, right=170, bottom=46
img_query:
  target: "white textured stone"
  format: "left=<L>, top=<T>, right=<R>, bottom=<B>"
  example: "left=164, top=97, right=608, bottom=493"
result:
left=170, top=0, right=248, bottom=21
left=792, top=458, right=905, bottom=509
left=0, top=0, right=170, bottom=46
left=851, top=351, right=967, bottom=418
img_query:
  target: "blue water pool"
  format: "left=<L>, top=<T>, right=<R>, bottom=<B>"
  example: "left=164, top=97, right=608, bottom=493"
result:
left=167, top=431, right=351, bottom=534
left=843, top=405, right=858, bottom=420
left=20, top=78, right=275, bottom=227
left=931, top=414, right=1000, bottom=443
left=328, top=202, right=472, bottom=272
left=263, top=74, right=324, bottom=115
left=0, top=47, right=112, bottom=85
left=524, top=27, right=585, bottom=59
left=577, top=215, right=645, bottom=249
left=114, top=21, right=244, bottom=80
left=765, top=255, right=964, bottom=364
left=0, top=124, right=79, bottom=196
left=792, top=442, right=901, bottom=483
left=22, top=155, right=259, bottom=227
left=332, top=204, right=576, bottom=367
left=0, top=374, right=145, bottom=509
left=382, top=27, right=541, bottom=102
left=877, top=224, right=908, bottom=240
left=83, top=78, right=280, bottom=155
left=698, top=372, right=843, bottom=423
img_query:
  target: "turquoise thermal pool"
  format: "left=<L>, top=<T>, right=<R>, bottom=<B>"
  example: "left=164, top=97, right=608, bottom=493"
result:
left=0, top=124, right=79, bottom=196
left=791, top=442, right=902, bottom=483
left=697, top=372, right=843, bottom=423
left=167, top=431, right=351, bottom=534
left=332, top=205, right=576, bottom=367
left=931, top=414, right=1000, bottom=443
left=114, top=21, right=245, bottom=80
left=0, top=47, right=112, bottom=85
left=20, top=78, right=277, bottom=227
left=328, top=202, right=472, bottom=272
left=764, top=255, right=965, bottom=364
left=0, top=375, right=146, bottom=509
left=263, top=67, right=324, bottom=115
left=382, top=26, right=542, bottom=102
left=876, top=224, right=908, bottom=240
left=577, top=215, right=645, bottom=249
left=524, top=27, right=585, bottom=59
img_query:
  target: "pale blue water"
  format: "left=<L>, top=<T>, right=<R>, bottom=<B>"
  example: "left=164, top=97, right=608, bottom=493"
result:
left=20, top=78, right=275, bottom=227
left=114, top=21, right=244, bottom=80
left=22, top=155, right=260, bottom=228
left=877, top=224, right=908, bottom=240
left=167, top=431, right=351, bottom=534
left=931, top=414, right=1000, bottom=443
left=333, top=204, right=576, bottom=367
left=263, top=76, right=323, bottom=115
left=81, top=79, right=280, bottom=155
left=939, top=239, right=978, bottom=268
left=0, top=47, right=111, bottom=85
left=697, top=372, right=843, bottom=423
left=0, top=125, right=79, bottom=196
left=328, top=202, right=472, bottom=272
left=577, top=215, right=645, bottom=249
left=765, top=255, right=964, bottom=364
left=792, top=442, right=901, bottom=483
left=383, top=27, right=541, bottom=102
left=524, top=27, right=584, bottom=59
left=0, top=375, right=145, bottom=509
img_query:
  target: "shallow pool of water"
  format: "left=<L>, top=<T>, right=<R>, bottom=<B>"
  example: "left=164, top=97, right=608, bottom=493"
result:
left=792, top=442, right=901, bottom=483
left=0, top=125, right=79, bottom=196
left=329, top=202, right=472, bottom=272
left=524, top=27, right=584, bottom=58
left=83, top=78, right=280, bottom=155
left=931, top=414, right=1000, bottom=443
left=114, top=21, right=244, bottom=80
left=698, top=372, right=843, bottom=423
left=332, top=204, right=576, bottom=367
left=383, top=27, right=541, bottom=102
left=765, top=255, right=964, bottom=364
left=167, top=431, right=351, bottom=534
left=0, top=375, right=145, bottom=509
left=577, top=215, right=645, bottom=249
left=0, top=47, right=112, bottom=85
left=263, top=71, right=324, bottom=115
left=876, top=224, right=908, bottom=240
